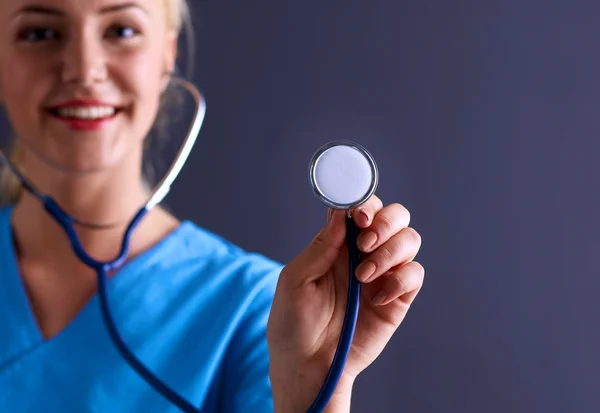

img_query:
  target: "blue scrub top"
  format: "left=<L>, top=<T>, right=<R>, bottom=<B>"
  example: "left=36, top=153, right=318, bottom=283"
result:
left=0, top=205, right=283, bottom=413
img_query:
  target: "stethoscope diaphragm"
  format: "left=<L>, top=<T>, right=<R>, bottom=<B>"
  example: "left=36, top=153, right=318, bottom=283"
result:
left=309, top=140, right=378, bottom=211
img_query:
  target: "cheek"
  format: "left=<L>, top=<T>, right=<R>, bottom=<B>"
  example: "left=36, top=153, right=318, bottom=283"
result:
left=0, top=57, right=50, bottom=135
left=113, top=52, right=165, bottom=140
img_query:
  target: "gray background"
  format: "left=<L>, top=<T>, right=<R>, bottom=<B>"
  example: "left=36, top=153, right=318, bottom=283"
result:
left=1, top=1, right=598, bottom=412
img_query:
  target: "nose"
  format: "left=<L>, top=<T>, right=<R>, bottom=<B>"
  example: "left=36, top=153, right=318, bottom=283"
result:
left=60, top=29, right=107, bottom=87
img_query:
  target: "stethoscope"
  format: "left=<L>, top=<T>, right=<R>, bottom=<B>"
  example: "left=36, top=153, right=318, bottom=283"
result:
left=0, top=78, right=379, bottom=413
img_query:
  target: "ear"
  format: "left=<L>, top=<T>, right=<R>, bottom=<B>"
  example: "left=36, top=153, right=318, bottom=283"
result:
left=161, top=30, right=179, bottom=93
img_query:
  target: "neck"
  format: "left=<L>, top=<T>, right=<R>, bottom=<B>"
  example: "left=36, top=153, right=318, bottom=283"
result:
left=18, top=147, right=150, bottom=226
left=6, top=152, right=181, bottom=340
left=10, top=154, right=180, bottom=280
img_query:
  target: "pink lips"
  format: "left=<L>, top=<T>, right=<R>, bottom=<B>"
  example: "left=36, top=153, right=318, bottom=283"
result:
left=47, top=99, right=121, bottom=131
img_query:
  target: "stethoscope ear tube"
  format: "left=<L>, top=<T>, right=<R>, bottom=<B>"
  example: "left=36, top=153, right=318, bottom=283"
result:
left=306, top=216, right=362, bottom=413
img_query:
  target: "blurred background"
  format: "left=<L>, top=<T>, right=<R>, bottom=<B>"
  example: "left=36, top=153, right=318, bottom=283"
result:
left=2, top=1, right=599, bottom=412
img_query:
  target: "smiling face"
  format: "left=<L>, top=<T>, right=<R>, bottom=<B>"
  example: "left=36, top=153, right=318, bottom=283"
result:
left=0, top=0, right=177, bottom=175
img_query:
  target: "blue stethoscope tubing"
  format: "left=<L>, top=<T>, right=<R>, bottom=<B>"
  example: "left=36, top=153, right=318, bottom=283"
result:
left=306, top=216, right=362, bottom=413
left=0, top=77, right=362, bottom=413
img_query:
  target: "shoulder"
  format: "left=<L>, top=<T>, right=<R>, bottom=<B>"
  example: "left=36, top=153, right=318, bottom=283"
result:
left=170, top=219, right=283, bottom=284
left=138, top=219, right=283, bottom=313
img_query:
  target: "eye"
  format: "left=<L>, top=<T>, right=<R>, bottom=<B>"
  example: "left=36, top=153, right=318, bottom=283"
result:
left=19, top=27, right=59, bottom=43
left=107, top=25, right=140, bottom=40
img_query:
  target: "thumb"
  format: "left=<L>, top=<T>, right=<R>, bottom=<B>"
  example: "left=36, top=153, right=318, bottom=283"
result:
left=283, top=208, right=347, bottom=285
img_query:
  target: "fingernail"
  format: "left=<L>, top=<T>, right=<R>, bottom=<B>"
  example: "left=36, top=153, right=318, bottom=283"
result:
left=357, top=231, right=378, bottom=252
left=371, top=291, right=387, bottom=306
left=359, top=208, right=369, bottom=225
left=356, top=261, right=376, bottom=282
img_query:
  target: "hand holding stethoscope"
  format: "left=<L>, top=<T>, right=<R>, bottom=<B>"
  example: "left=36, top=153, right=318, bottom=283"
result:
left=267, top=143, right=425, bottom=411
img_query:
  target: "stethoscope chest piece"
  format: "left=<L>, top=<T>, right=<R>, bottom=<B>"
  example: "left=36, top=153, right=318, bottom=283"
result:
left=309, top=141, right=378, bottom=211
left=305, top=140, right=379, bottom=413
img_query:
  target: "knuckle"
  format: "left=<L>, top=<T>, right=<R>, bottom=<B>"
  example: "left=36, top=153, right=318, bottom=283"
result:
left=409, top=261, right=425, bottom=285
left=376, top=244, right=394, bottom=263
left=412, top=261, right=425, bottom=273
left=403, top=205, right=411, bottom=224
left=311, top=230, right=341, bottom=257
left=377, top=213, right=395, bottom=235
left=312, top=233, right=326, bottom=248
left=404, top=227, right=422, bottom=246
left=394, top=202, right=410, bottom=221
left=392, top=273, right=407, bottom=295
left=312, top=230, right=331, bottom=249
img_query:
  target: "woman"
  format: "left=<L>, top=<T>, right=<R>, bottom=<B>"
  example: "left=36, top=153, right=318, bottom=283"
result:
left=0, top=0, right=424, bottom=412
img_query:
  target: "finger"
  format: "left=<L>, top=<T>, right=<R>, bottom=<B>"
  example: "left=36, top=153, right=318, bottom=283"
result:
left=357, top=203, right=410, bottom=254
left=370, top=261, right=424, bottom=307
left=326, top=207, right=336, bottom=224
left=355, top=227, right=421, bottom=283
left=282, top=209, right=347, bottom=287
left=351, top=195, right=384, bottom=228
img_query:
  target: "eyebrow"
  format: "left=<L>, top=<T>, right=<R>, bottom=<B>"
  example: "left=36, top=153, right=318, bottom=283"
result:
left=12, top=2, right=148, bottom=18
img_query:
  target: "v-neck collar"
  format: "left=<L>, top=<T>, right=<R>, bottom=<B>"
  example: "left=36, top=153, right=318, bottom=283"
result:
left=0, top=207, right=43, bottom=367
left=0, top=204, right=193, bottom=371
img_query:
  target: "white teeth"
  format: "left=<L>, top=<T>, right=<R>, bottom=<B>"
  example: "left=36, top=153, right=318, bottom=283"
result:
left=56, top=106, right=116, bottom=120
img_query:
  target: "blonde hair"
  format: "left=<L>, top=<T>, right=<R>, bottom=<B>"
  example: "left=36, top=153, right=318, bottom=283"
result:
left=0, top=0, right=193, bottom=205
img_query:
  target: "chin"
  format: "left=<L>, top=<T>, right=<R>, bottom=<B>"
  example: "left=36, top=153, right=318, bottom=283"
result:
left=46, top=155, right=123, bottom=177
left=23, top=137, right=133, bottom=178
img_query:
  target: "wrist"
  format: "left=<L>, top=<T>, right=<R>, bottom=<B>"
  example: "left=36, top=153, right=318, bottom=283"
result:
left=272, top=373, right=355, bottom=413
left=321, top=385, right=354, bottom=413
left=273, top=389, right=353, bottom=413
